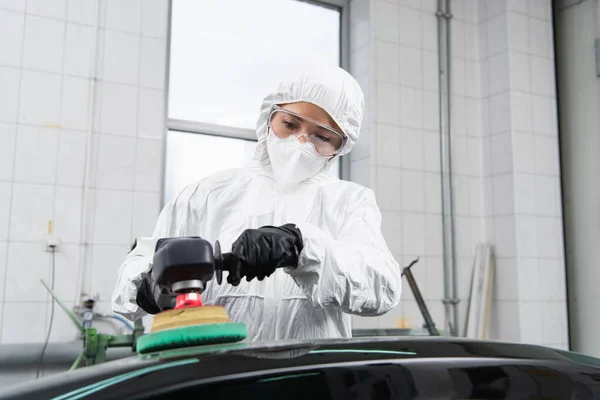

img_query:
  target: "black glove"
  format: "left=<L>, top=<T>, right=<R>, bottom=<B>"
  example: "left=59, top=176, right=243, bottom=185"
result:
left=229, top=224, right=304, bottom=284
left=135, top=269, right=176, bottom=314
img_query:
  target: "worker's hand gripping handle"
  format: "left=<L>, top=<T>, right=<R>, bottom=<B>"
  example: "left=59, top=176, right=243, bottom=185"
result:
left=224, top=224, right=304, bottom=285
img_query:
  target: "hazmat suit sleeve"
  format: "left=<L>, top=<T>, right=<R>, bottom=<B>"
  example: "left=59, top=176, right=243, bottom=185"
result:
left=286, top=188, right=402, bottom=316
left=111, top=199, right=181, bottom=321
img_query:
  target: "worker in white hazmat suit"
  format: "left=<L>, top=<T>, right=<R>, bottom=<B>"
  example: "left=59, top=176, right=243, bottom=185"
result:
left=112, top=65, right=402, bottom=341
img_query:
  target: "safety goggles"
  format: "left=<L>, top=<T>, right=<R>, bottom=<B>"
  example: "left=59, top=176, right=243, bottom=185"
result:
left=267, top=105, right=346, bottom=157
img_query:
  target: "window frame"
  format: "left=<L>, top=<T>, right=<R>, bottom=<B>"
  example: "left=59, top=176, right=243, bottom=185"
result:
left=161, top=0, right=351, bottom=206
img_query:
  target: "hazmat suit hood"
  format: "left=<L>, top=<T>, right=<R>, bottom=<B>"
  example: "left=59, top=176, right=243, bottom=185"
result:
left=250, top=65, right=365, bottom=177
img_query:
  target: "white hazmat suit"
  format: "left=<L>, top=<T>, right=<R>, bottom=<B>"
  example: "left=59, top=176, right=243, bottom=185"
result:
left=112, top=66, right=402, bottom=341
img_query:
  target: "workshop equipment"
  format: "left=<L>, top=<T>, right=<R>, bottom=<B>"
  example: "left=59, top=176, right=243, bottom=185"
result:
left=463, top=243, right=494, bottom=339
left=402, top=258, right=440, bottom=336
left=40, top=280, right=143, bottom=369
left=135, top=237, right=248, bottom=354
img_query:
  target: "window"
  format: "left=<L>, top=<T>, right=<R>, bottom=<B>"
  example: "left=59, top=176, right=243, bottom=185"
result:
left=165, top=0, right=346, bottom=203
left=164, top=131, right=257, bottom=203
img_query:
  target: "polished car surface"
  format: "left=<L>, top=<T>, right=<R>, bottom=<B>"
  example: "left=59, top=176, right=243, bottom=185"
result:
left=1, top=336, right=599, bottom=399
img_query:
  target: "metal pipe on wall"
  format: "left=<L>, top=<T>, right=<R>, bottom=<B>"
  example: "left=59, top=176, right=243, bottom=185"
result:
left=75, top=0, right=104, bottom=303
left=436, top=0, right=459, bottom=336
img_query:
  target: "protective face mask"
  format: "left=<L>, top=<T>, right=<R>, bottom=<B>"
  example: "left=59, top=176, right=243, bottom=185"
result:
left=267, top=132, right=328, bottom=192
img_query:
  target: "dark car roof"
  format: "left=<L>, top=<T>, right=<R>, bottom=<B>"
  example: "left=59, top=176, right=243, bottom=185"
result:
left=1, top=336, right=599, bottom=400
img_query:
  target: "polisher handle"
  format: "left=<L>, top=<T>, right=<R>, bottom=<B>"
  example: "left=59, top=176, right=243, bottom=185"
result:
left=221, top=252, right=243, bottom=286
left=214, top=239, right=246, bottom=286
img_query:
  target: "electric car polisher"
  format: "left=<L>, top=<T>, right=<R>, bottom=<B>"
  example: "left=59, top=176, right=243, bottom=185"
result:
left=136, top=237, right=247, bottom=354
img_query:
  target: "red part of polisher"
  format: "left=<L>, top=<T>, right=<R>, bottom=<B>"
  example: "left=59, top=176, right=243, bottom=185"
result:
left=174, top=293, right=203, bottom=309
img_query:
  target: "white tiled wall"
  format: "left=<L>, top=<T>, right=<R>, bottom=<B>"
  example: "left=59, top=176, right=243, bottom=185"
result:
left=350, top=0, right=567, bottom=348
left=350, top=0, right=460, bottom=332
left=480, top=1, right=567, bottom=348
left=0, top=0, right=167, bottom=344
